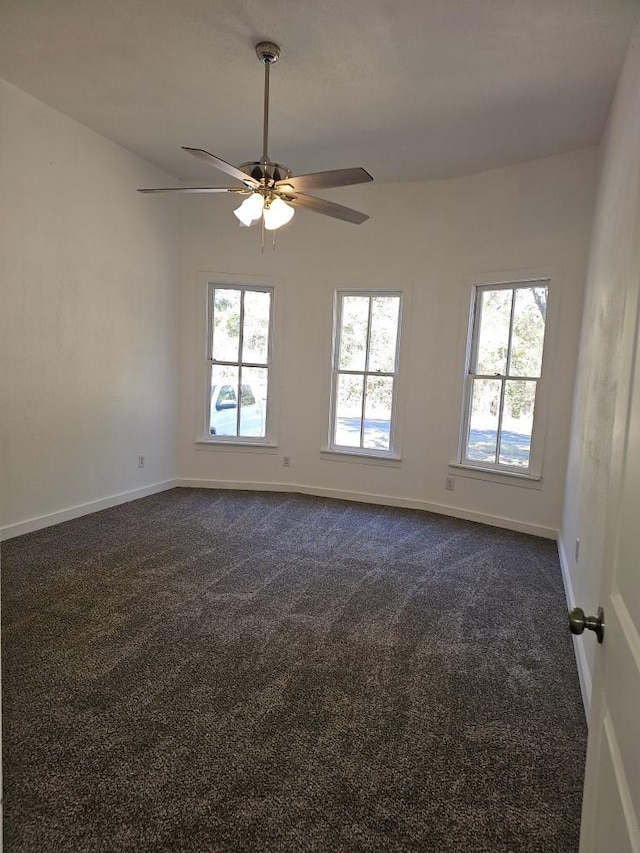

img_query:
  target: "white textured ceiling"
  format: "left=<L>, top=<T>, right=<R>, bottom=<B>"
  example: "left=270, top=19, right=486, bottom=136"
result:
left=0, top=0, right=638, bottom=184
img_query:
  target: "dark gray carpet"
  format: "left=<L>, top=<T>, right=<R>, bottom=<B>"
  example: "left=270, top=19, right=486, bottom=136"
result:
left=2, top=488, right=586, bottom=852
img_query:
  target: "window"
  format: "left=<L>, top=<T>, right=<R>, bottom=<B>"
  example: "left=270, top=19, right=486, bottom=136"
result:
left=207, top=283, right=273, bottom=440
left=460, top=279, right=549, bottom=474
left=330, top=291, right=402, bottom=455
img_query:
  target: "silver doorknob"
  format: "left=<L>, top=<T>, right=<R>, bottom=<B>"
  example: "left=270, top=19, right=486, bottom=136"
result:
left=569, top=606, right=604, bottom=643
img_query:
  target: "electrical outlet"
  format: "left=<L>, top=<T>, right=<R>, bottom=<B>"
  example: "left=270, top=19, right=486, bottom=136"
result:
left=283, top=456, right=291, bottom=467
left=445, top=476, right=455, bottom=491
left=138, top=455, right=145, bottom=468
left=575, top=538, right=580, bottom=562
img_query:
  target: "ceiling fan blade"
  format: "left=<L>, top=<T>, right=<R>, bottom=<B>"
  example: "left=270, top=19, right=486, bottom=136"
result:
left=276, top=167, right=373, bottom=193
left=138, top=187, right=248, bottom=194
left=182, top=147, right=258, bottom=187
left=285, top=192, right=369, bottom=225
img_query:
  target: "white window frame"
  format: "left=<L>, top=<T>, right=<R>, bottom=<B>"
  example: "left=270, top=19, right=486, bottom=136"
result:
left=457, top=278, right=551, bottom=478
left=204, top=281, right=275, bottom=445
left=328, top=290, right=403, bottom=458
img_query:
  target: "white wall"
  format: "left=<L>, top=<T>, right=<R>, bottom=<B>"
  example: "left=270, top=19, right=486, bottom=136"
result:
left=0, top=80, right=180, bottom=537
left=178, top=148, right=598, bottom=536
left=560, top=29, right=640, bottom=711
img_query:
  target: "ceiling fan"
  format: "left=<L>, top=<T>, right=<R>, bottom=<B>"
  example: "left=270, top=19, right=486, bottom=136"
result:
left=138, top=41, right=373, bottom=239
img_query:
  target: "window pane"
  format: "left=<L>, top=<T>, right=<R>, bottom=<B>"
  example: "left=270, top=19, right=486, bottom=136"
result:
left=509, top=286, right=547, bottom=377
left=242, top=290, right=271, bottom=365
left=210, top=365, right=239, bottom=436
left=363, top=376, right=393, bottom=450
left=212, top=289, right=241, bottom=362
left=499, top=380, right=536, bottom=467
left=338, top=296, right=369, bottom=371
left=239, top=367, right=268, bottom=438
left=466, top=378, right=501, bottom=463
left=334, top=374, right=364, bottom=447
left=368, top=297, right=400, bottom=372
left=475, top=289, right=512, bottom=375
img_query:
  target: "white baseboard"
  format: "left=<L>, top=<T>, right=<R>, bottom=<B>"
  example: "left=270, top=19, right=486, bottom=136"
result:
left=2, top=476, right=558, bottom=543
left=557, top=533, right=592, bottom=720
left=175, top=478, right=558, bottom=539
left=0, top=480, right=177, bottom=541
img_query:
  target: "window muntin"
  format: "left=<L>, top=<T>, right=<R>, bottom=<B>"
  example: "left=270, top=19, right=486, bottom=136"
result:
left=461, top=280, right=549, bottom=472
left=330, top=292, right=402, bottom=455
left=207, top=284, right=273, bottom=440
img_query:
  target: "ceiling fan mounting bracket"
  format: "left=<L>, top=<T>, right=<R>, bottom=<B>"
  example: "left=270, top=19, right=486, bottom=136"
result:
left=255, top=41, right=280, bottom=64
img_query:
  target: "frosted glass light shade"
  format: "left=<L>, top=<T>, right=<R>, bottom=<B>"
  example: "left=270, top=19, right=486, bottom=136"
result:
left=234, top=192, right=265, bottom=226
left=263, top=196, right=294, bottom=230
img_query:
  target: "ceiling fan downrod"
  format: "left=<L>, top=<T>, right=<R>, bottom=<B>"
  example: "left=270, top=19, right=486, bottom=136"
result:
left=239, top=42, right=290, bottom=185
left=256, top=41, right=280, bottom=165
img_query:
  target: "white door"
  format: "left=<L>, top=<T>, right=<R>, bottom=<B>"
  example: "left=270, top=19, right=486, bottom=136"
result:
left=578, top=284, right=640, bottom=850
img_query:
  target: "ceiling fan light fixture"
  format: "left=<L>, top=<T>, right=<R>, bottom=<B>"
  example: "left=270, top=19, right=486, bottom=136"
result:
left=233, top=192, right=264, bottom=226
left=263, top=196, right=294, bottom=231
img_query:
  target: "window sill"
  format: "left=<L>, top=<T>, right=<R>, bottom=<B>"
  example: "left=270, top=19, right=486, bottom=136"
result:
left=448, top=462, right=543, bottom=489
left=320, top=449, right=402, bottom=467
left=195, top=439, right=279, bottom=453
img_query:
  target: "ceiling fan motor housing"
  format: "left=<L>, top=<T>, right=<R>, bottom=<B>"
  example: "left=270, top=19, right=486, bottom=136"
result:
left=240, top=161, right=291, bottom=184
